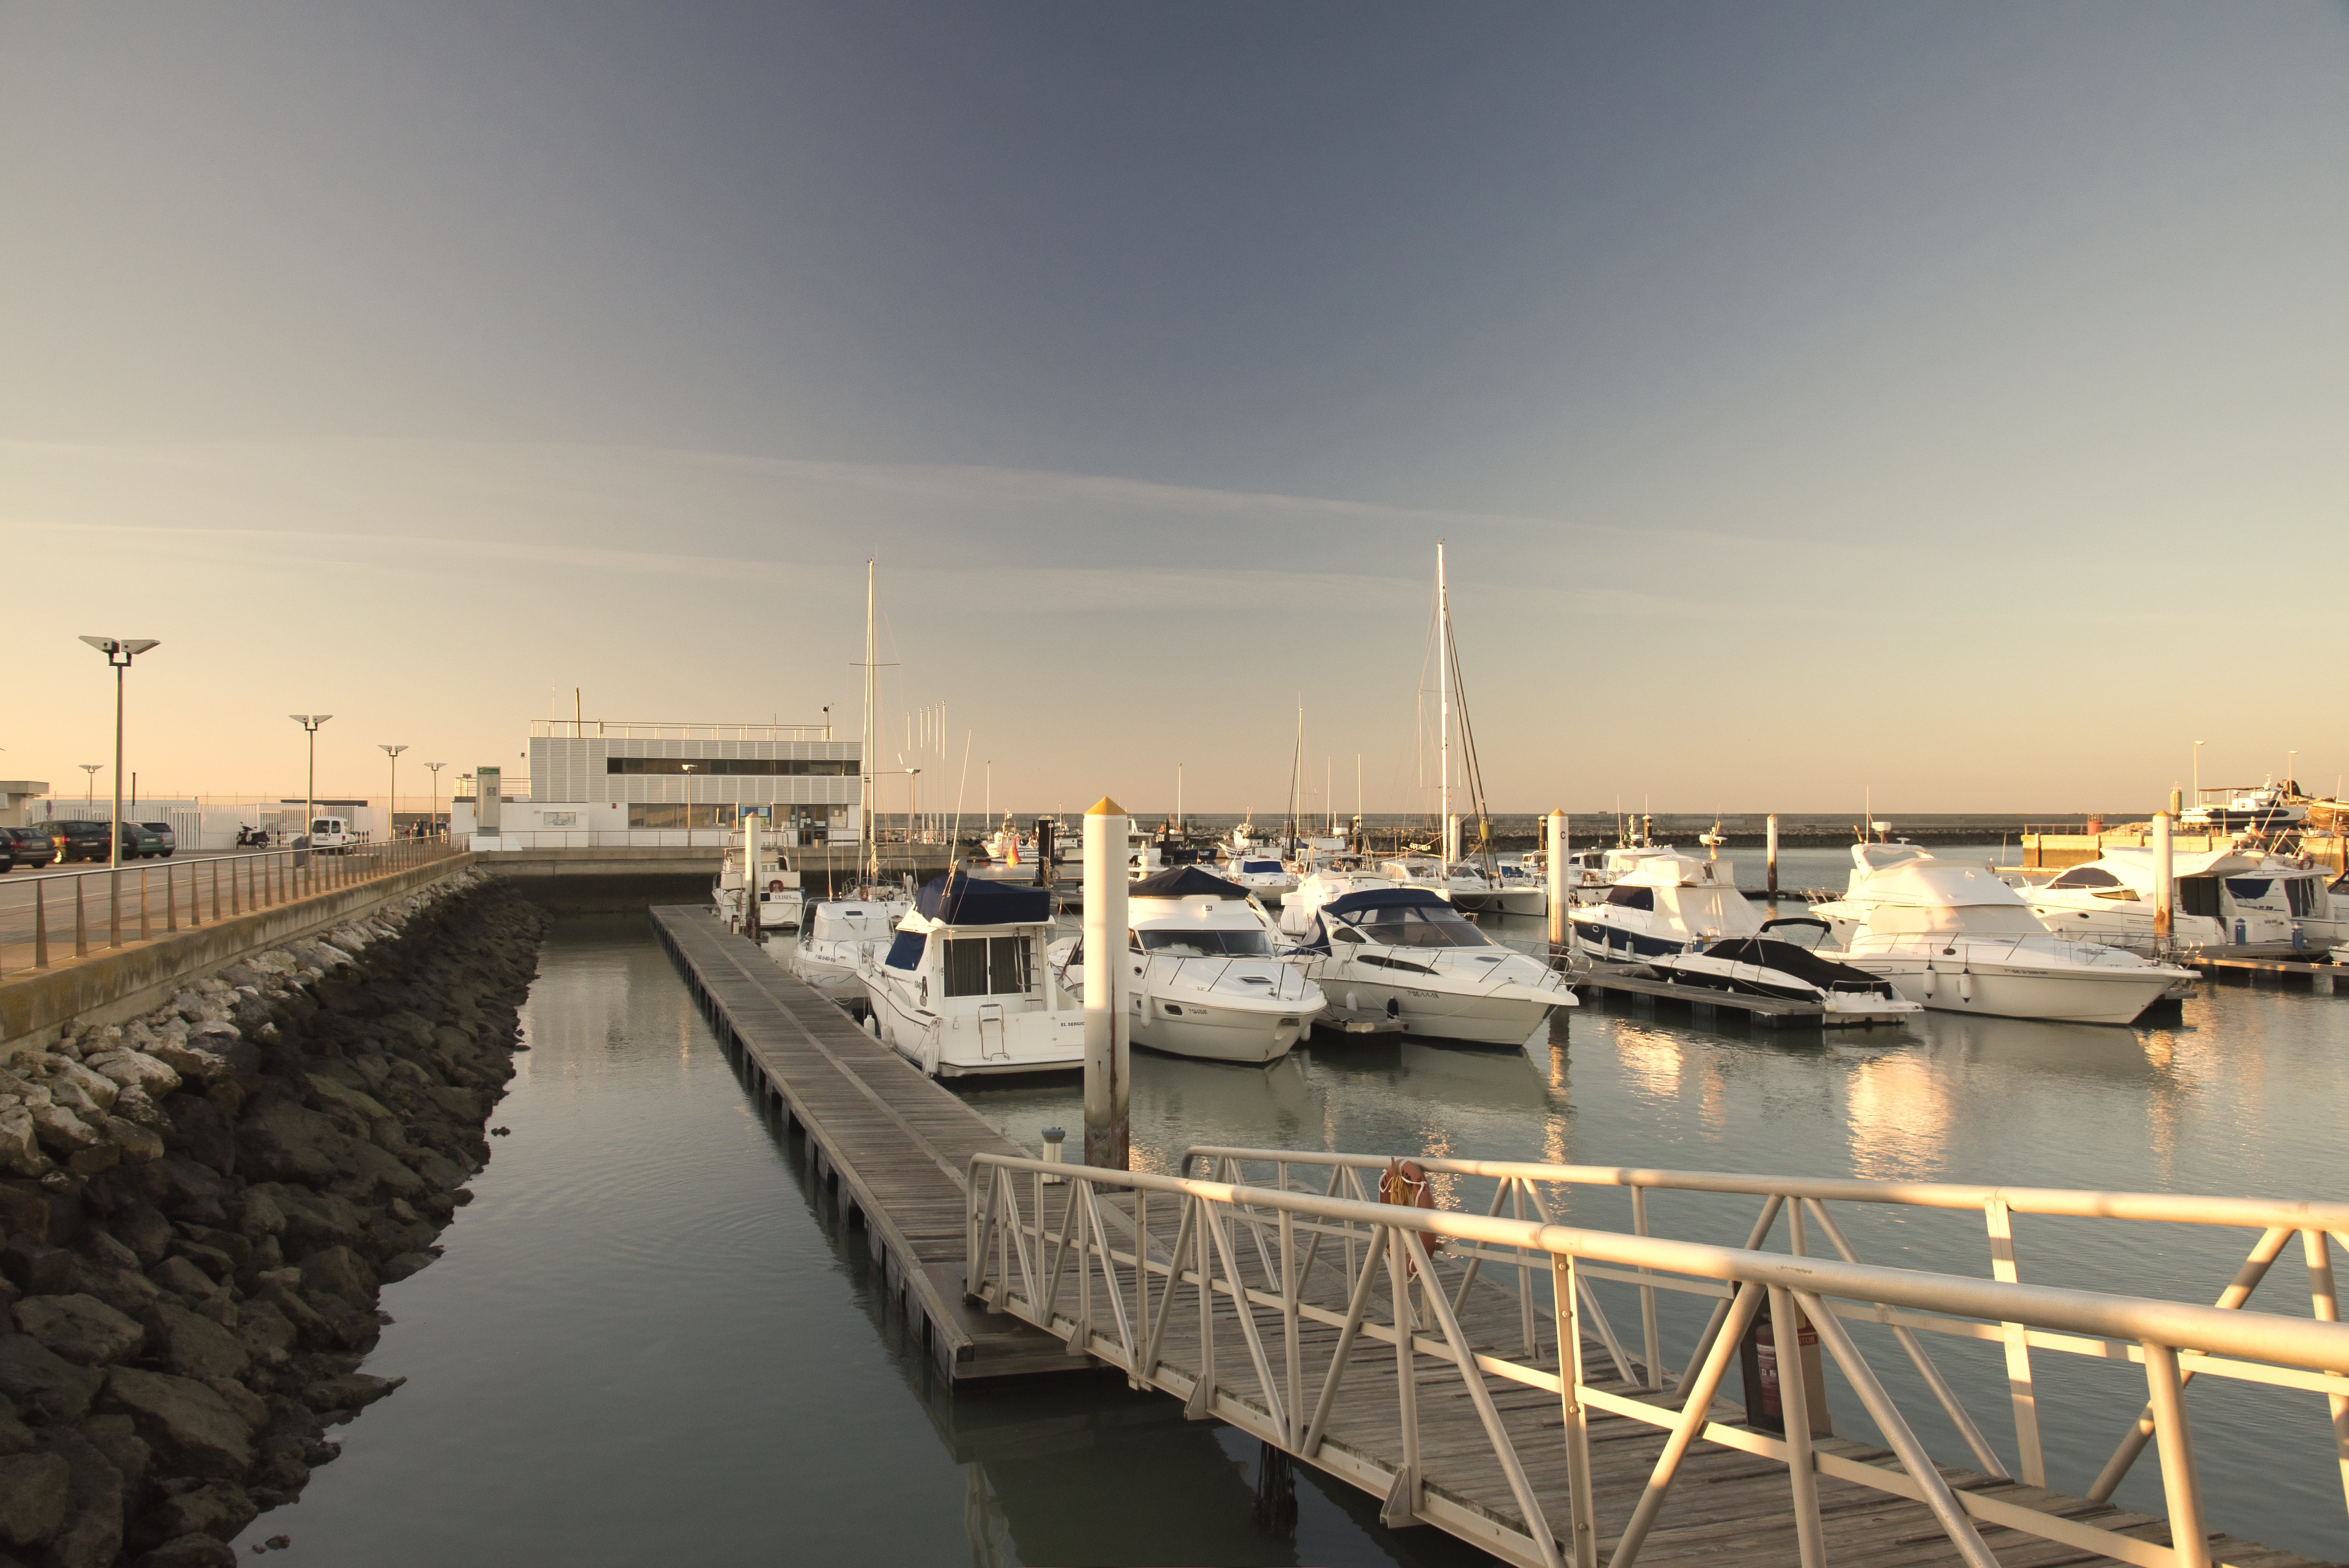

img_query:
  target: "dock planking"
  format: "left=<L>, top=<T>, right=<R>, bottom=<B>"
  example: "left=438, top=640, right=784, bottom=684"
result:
left=652, top=905, right=1090, bottom=1379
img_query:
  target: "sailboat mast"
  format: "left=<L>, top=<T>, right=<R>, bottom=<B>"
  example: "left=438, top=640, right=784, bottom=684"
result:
left=862, top=560, right=877, bottom=886
left=1438, top=541, right=1452, bottom=861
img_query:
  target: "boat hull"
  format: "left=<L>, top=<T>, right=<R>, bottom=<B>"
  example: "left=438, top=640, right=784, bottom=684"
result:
left=1134, top=1001, right=1306, bottom=1064
left=1305, top=965, right=1569, bottom=1045
left=863, top=975, right=1088, bottom=1076
left=1846, top=954, right=2179, bottom=1025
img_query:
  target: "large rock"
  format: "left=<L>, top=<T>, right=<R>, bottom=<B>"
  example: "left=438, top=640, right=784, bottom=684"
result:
left=143, top=1481, right=257, bottom=1545
left=0, top=1450, right=69, bottom=1548
left=102, top=1368, right=253, bottom=1477
left=0, top=1105, right=46, bottom=1177
left=137, top=1531, right=240, bottom=1568
left=44, top=1424, right=126, bottom=1568
left=0, top=1334, right=105, bottom=1420
left=44, top=1058, right=120, bottom=1114
left=84, top=1051, right=182, bottom=1099
left=236, top=1099, right=348, bottom=1185
left=14, top=1294, right=144, bottom=1366
left=304, top=1371, right=403, bottom=1413
left=29, top=1102, right=103, bottom=1155
left=145, top=1304, right=249, bottom=1382
left=109, top=1119, right=167, bottom=1165
left=297, top=1247, right=375, bottom=1305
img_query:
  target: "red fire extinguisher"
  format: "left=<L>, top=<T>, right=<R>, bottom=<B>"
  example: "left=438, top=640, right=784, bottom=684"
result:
left=1738, top=1303, right=1832, bottom=1436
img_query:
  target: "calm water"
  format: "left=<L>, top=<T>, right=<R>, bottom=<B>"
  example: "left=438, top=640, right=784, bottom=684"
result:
left=239, top=857, right=2349, bottom=1563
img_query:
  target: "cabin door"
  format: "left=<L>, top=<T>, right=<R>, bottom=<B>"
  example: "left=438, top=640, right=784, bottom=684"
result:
left=977, top=1003, right=1009, bottom=1060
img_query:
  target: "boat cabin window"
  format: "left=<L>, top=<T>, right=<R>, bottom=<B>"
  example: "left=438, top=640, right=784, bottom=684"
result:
left=2047, top=866, right=2121, bottom=889
left=2224, top=878, right=2276, bottom=904
left=2178, top=876, right=2221, bottom=919
left=2287, top=878, right=2319, bottom=917
left=1346, top=905, right=1492, bottom=949
left=1604, top=886, right=1655, bottom=911
left=1239, top=859, right=1282, bottom=874
left=1137, top=929, right=1273, bottom=957
left=944, top=935, right=1032, bottom=997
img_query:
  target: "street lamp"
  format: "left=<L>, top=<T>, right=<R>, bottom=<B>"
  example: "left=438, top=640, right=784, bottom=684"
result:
left=79, top=764, right=100, bottom=807
left=424, top=762, right=446, bottom=841
left=2193, top=739, right=2205, bottom=807
left=380, top=745, right=407, bottom=840
left=290, top=715, right=332, bottom=863
left=80, top=638, right=160, bottom=946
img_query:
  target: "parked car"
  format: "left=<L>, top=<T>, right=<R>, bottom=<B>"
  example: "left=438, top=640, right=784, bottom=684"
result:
left=30, top=820, right=112, bottom=863
left=118, top=822, right=165, bottom=860
left=310, top=816, right=359, bottom=853
left=140, top=821, right=176, bottom=857
left=0, top=826, right=57, bottom=870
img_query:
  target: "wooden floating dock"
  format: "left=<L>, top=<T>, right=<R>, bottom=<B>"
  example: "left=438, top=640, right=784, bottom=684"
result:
left=651, top=905, right=1091, bottom=1380
left=2199, top=954, right=2341, bottom=992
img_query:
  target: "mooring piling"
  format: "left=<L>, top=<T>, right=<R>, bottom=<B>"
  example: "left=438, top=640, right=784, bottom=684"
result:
left=1081, top=796, right=1131, bottom=1171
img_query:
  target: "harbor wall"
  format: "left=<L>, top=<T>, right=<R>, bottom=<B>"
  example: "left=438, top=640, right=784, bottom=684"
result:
left=0, top=870, right=545, bottom=1564
left=2, top=857, right=481, bottom=1065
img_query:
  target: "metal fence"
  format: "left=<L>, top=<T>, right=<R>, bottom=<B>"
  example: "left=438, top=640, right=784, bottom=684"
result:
left=0, top=839, right=462, bottom=980
left=963, top=1144, right=2349, bottom=1568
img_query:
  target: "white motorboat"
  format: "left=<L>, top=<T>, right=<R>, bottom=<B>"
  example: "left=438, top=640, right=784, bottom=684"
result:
left=1290, top=886, right=1576, bottom=1044
left=862, top=875, right=1087, bottom=1077
left=1570, top=852, right=1760, bottom=964
left=2020, top=846, right=2333, bottom=954
left=1649, top=934, right=1922, bottom=1024
left=2182, top=777, right=2307, bottom=833
left=1277, top=857, right=1402, bottom=938
left=1048, top=866, right=1322, bottom=1064
left=1445, top=860, right=1545, bottom=917
left=1222, top=852, right=1298, bottom=906
left=1811, top=845, right=2198, bottom=1025
left=712, top=820, right=803, bottom=932
left=789, top=894, right=913, bottom=1001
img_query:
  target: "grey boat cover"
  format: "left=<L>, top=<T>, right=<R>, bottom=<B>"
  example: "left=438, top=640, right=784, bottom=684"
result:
left=914, top=874, right=1052, bottom=925
left=1130, top=866, right=1250, bottom=900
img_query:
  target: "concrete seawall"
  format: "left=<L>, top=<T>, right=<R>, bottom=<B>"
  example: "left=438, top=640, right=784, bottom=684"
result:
left=1, top=857, right=480, bottom=1062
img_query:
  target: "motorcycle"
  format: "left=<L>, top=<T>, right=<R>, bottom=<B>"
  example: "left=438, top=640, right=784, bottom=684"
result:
left=235, top=825, right=271, bottom=848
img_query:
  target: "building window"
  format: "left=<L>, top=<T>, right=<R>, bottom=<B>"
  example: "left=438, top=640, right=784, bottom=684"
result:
left=627, top=804, right=736, bottom=829
left=605, top=757, right=855, bottom=777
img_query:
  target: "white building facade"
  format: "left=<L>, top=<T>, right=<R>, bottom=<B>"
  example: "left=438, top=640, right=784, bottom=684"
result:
left=453, top=721, right=862, bottom=848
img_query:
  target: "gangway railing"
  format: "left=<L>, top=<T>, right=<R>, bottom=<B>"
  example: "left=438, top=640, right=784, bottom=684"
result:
left=965, top=1146, right=2349, bottom=1568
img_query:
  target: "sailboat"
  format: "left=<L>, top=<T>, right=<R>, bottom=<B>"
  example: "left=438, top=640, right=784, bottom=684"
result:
left=791, top=560, right=911, bottom=994
left=1424, top=542, right=1544, bottom=918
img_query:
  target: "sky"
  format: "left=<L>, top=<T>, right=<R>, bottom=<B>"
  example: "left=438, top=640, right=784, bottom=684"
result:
left=2, top=3, right=2344, bottom=816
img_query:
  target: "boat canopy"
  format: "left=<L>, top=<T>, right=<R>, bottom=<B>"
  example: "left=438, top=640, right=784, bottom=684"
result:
left=1701, top=938, right=1895, bottom=996
left=914, top=874, right=1052, bottom=926
left=1324, top=887, right=1451, bottom=920
left=1130, top=866, right=1250, bottom=901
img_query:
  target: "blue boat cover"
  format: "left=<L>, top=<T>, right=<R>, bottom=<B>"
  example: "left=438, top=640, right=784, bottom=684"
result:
left=1130, top=866, right=1249, bottom=900
left=1322, top=887, right=1450, bottom=920
left=914, top=873, right=1052, bottom=925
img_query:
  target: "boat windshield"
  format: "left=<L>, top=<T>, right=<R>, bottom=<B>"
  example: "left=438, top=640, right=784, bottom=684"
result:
left=1136, top=929, right=1273, bottom=957
left=1238, top=860, right=1284, bottom=874
left=1346, top=904, right=1493, bottom=949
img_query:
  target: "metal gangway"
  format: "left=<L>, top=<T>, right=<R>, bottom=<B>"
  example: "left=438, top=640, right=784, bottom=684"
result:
left=962, top=1145, right=2349, bottom=1568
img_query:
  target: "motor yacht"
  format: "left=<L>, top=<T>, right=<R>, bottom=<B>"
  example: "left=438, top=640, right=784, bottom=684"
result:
left=712, top=822, right=803, bottom=933
left=1810, top=845, right=2198, bottom=1025
left=1570, top=852, right=1761, bottom=964
left=1648, top=932, right=1922, bottom=1024
left=1222, top=852, right=1299, bottom=906
left=2182, top=777, right=2307, bottom=834
left=789, top=893, right=914, bottom=1002
left=1289, top=886, right=1576, bottom=1044
left=862, top=875, right=1087, bottom=1077
left=1445, top=860, right=1546, bottom=917
left=1277, top=857, right=1402, bottom=938
left=2021, top=847, right=2333, bottom=954
left=1047, top=866, right=1323, bottom=1064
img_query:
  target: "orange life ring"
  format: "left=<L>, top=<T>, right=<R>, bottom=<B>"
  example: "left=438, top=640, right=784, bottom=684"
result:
left=1379, top=1158, right=1442, bottom=1271
left=767, top=879, right=786, bottom=894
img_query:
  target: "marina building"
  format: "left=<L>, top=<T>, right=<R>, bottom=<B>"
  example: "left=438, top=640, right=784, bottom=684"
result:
left=453, top=720, right=862, bottom=847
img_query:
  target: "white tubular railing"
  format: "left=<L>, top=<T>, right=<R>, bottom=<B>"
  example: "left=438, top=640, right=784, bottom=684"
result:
left=966, top=1149, right=2349, bottom=1568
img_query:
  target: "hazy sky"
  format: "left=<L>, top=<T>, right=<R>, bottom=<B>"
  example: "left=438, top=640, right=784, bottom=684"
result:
left=3, top=4, right=2344, bottom=814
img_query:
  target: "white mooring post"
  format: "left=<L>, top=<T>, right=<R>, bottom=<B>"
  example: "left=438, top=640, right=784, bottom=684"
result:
left=742, top=810, right=762, bottom=940
left=1766, top=813, right=1780, bottom=901
left=1545, top=809, right=1568, bottom=958
left=2152, top=810, right=2174, bottom=959
left=1082, top=797, right=1132, bottom=1170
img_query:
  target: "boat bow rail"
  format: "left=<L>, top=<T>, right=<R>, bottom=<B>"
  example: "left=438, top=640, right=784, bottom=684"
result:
left=964, top=1143, right=2349, bottom=1568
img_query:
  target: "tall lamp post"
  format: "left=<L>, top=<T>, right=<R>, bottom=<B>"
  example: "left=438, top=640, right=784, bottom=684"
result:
left=2193, top=739, right=2205, bottom=809
left=290, top=715, right=332, bottom=868
left=380, top=745, right=407, bottom=842
left=80, top=637, right=160, bottom=947
left=424, top=762, right=446, bottom=842
left=80, top=764, right=100, bottom=807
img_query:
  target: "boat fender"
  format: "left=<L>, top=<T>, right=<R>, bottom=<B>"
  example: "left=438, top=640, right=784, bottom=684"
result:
left=1921, top=968, right=1935, bottom=998
left=1958, top=971, right=1973, bottom=1004
left=1386, top=996, right=1400, bottom=1019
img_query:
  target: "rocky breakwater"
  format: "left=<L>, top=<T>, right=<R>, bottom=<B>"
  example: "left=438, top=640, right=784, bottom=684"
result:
left=0, top=869, right=545, bottom=1568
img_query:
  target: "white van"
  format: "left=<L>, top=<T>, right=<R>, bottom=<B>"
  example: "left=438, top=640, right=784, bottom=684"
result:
left=310, top=816, right=359, bottom=853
